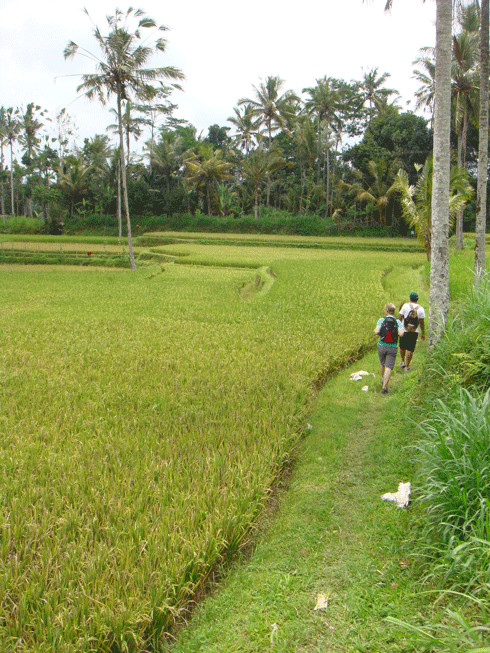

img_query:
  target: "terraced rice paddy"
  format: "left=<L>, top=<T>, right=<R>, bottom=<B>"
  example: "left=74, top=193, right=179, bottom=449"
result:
left=0, top=238, right=424, bottom=650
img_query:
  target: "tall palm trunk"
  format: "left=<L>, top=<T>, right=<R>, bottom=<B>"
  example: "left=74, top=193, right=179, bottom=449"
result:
left=326, top=149, right=331, bottom=218
left=429, top=0, right=453, bottom=347
left=9, top=140, right=15, bottom=216
left=455, top=105, right=469, bottom=250
left=117, top=158, right=122, bottom=243
left=474, top=0, right=489, bottom=282
left=117, top=92, right=136, bottom=271
left=0, top=144, right=5, bottom=221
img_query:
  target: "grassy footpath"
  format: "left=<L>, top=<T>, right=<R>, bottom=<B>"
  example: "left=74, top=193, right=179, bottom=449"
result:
left=165, top=341, right=442, bottom=652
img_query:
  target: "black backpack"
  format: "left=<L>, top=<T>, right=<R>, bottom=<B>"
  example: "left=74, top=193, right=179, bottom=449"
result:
left=380, top=316, right=398, bottom=344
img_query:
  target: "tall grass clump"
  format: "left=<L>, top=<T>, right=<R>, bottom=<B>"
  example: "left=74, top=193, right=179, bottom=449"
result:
left=395, top=275, right=490, bottom=650
left=426, top=274, right=490, bottom=392
left=414, top=388, right=490, bottom=590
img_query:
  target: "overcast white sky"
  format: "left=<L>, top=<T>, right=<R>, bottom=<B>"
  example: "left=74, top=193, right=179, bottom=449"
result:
left=0, top=0, right=436, bottom=149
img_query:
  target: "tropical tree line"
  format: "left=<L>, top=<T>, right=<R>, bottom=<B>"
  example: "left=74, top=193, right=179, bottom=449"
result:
left=0, top=5, right=487, bottom=258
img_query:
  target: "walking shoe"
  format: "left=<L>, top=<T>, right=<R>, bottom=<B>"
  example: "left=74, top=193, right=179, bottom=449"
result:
left=381, top=387, right=389, bottom=394
left=399, top=362, right=406, bottom=368
left=405, top=367, right=411, bottom=371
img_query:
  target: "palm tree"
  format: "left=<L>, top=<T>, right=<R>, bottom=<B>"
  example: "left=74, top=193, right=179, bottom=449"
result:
left=108, top=102, right=148, bottom=166
left=303, top=76, right=343, bottom=215
left=474, top=0, right=489, bottom=282
left=0, top=107, right=7, bottom=218
left=185, top=145, right=231, bottom=215
left=239, top=76, right=298, bottom=148
left=355, top=160, right=398, bottom=226
left=57, top=157, right=94, bottom=217
left=294, top=116, right=320, bottom=214
left=394, top=158, right=473, bottom=260
left=4, top=107, right=20, bottom=216
left=359, top=67, right=398, bottom=122
left=227, top=104, right=260, bottom=154
left=452, top=27, right=479, bottom=249
left=19, top=103, right=48, bottom=218
left=429, top=0, right=453, bottom=345
left=64, top=7, right=184, bottom=270
left=413, top=48, right=436, bottom=126
left=239, top=76, right=298, bottom=207
left=242, top=147, right=287, bottom=220
left=385, top=0, right=454, bottom=344
left=147, top=132, right=184, bottom=194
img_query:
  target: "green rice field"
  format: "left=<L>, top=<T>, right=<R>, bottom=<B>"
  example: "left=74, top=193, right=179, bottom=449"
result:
left=0, top=237, right=426, bottom=650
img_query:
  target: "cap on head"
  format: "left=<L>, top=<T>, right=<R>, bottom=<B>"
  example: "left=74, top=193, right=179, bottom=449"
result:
left=410, top=292, right=419, bottom=302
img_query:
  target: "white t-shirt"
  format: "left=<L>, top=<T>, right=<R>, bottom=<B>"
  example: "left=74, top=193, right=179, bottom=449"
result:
left=399, top=302, right=425, bottom=333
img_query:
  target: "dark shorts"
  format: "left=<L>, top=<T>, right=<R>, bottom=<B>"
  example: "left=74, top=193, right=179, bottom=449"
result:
left=399, top=331, right=419, bottom=352
left=378, top=345, right=397, bottom=369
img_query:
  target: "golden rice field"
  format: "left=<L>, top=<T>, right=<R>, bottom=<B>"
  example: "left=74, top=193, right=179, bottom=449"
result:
left=0, top=238, right=425, bottom=651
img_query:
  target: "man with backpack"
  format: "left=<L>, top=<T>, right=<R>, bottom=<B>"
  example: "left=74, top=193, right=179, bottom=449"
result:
left=398, top=292, right=426, bottom=371
left=374, top=303, right=405, bottom=394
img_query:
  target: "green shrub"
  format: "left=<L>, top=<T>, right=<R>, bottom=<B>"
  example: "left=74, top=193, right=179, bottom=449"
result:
left=426, top=276, right=490, bottom=392
left=0, top=216, right=45, bottom=234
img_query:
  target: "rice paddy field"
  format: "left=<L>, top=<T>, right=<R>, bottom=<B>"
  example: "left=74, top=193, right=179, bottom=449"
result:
left=0, top=236, right=426, bottom=651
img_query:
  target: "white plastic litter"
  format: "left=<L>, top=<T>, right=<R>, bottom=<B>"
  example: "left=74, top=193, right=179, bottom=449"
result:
left=314, top=594, right=329, bottom=611
left=350, top=370, right=372, bottom=381
left=382, top=482, right=411, bottom=508
left=270, top=623, right=278, bottom=644
left=361, top=385, right=369, bottom=392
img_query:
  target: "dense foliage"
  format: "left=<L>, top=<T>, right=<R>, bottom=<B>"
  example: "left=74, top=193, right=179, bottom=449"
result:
left=0, top=4, right=487, bottom=238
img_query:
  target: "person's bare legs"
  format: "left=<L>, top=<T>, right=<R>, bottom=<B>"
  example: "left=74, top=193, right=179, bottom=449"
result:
left=380, top=364, right=385, bottom=382
left=382, top=366, right=393, bottom=390
left=406, top=350, right=414, bottom=369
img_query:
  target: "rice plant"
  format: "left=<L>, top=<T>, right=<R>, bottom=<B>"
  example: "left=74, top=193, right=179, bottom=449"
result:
left=0, top=246, right=422, bottom=649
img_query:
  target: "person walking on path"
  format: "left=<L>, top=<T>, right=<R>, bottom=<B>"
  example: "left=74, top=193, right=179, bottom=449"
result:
left=374, top=303, right=404, bottom=394
left=398, top=292, right=426, bottom=371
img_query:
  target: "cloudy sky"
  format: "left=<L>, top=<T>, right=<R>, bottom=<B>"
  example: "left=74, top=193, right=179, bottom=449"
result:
left=0, top=0, right=436, bottom=147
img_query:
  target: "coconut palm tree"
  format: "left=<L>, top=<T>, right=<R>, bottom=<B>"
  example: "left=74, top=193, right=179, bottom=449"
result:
left=239, top=77, right=298, bottom=208
left=242, top=147, right=287, bottom=220
left=64, top=7, right=184, bottom=270
left=359, top=67, right=398, bottom=122
left=0, top=107, right=7, bottom=218
left=394, top=157, right=473, bottom=261
left=355, top=160, right=399, bottom=226
left=452, top=27, right=479, bottom=249
left=303, top=76, right=343, bottom=215
left=429, top=0, right=453, bottom=345
left=413, top=48, right=436, bottom=126
left=185, top=145, right=231, bottom=215
left=147, top=132, right=184, bottom=194
left=238, top=76, right=298, bottom=148
left=385, top=0, right=454, bottom=344
left=57, top=157, right=94, bottom=217
left=474, top=0, right=489, bottom=282
left=108, top=102, right=148, bottom=166
left=227, top=104, right=260, bottom=154
left=4, top=107, right=20, bottom=216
